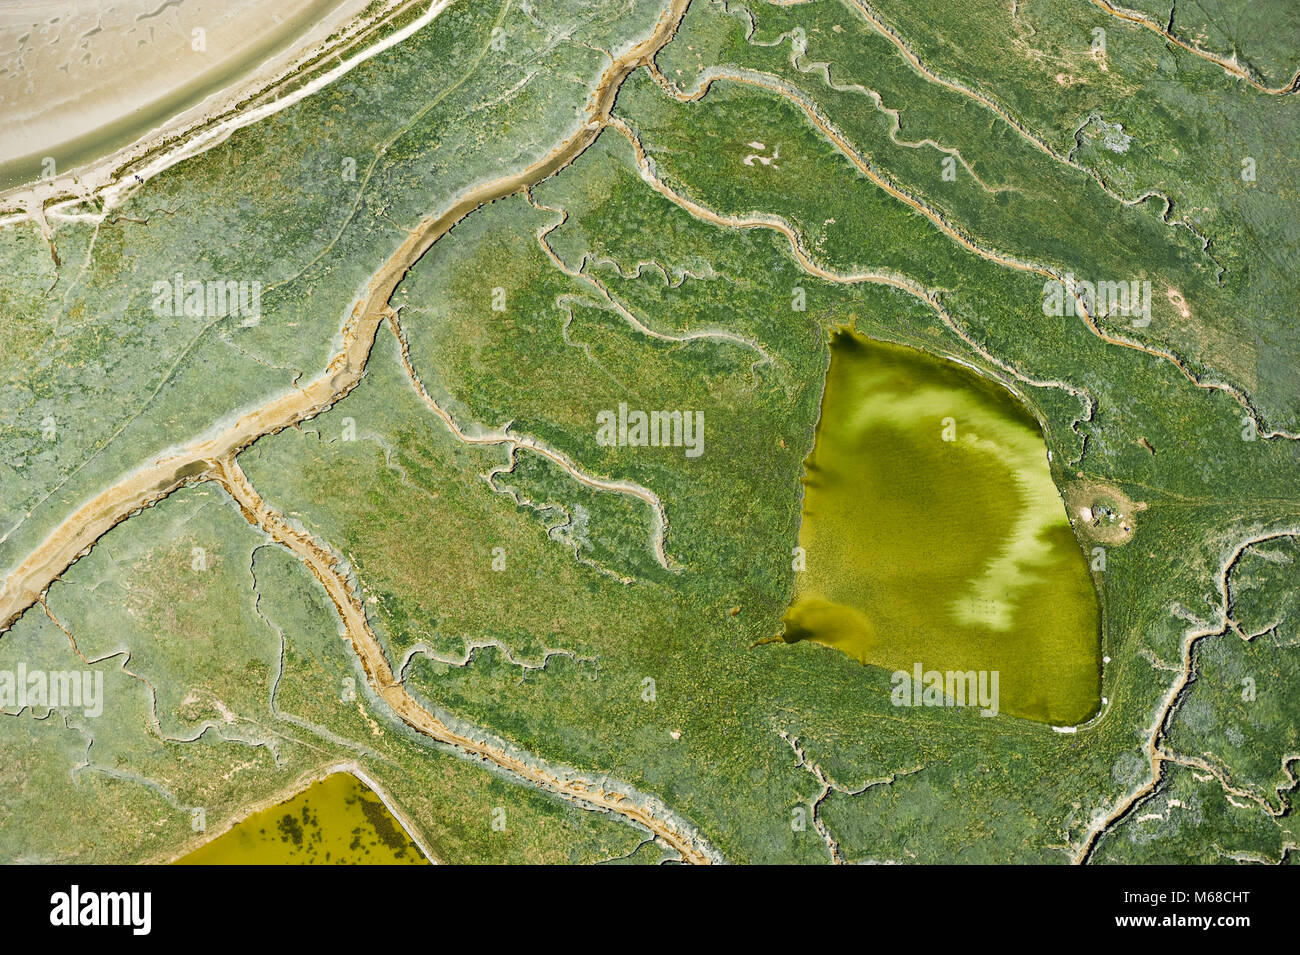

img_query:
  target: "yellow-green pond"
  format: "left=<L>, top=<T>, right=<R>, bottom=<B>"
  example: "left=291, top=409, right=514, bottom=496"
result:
left=783, top=330, right=1101, bottom=725
left=178, top=772, right=429, bottom=865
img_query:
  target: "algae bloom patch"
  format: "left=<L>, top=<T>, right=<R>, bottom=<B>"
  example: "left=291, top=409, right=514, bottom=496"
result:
left=783, top=331, right=1101, bottom=725
left=177, top=772, right=428, bottom=865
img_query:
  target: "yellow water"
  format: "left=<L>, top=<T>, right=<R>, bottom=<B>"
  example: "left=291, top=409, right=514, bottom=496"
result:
left=178, top=772, right=429, bottom=865
left=784, top=330, right=1101, bottom=724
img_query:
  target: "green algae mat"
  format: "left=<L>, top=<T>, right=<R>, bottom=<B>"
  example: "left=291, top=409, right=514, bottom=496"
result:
left=178, top=773, right=428, bottom=865
left=783, top=331, right=1101, bottom=725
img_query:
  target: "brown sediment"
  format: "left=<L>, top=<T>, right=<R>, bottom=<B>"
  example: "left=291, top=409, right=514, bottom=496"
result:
left=607, top=113, right=1096, bottom=420
left=211, top=456, right=717, bottom=864
left=1088, top=0, right=1300, bottom=95
left=642, top=58, right=1299, bottom=440
left=386, top=309, right=675, bottom=571
left=1063, top=481, right=1145, bottom=546
left=0, top=0, right=690, bottom=636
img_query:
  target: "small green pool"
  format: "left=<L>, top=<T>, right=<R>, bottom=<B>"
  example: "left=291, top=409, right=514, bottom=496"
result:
left=783, top=330, right=1101, bottom=725
left=178, top=772, right=429, bottom=865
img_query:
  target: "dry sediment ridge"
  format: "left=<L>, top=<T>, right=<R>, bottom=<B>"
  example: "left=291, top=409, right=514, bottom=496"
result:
left=0, top=0, right=690, bottom=634
left=213, top=457, right=718, bottom=864
left=642, top=59, right=1300, bottom=441
left=1072, top=527, right=1300, bottom=863
left=1087, top=0, right=1300, bottom=94
left=0, top=0, right=719, bottom=863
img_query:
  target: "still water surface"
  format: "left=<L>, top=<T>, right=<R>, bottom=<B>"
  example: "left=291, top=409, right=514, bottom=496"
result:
left=178, top=772, right=428, bottom=865
left=783, top=330, right=1101, bottom=724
